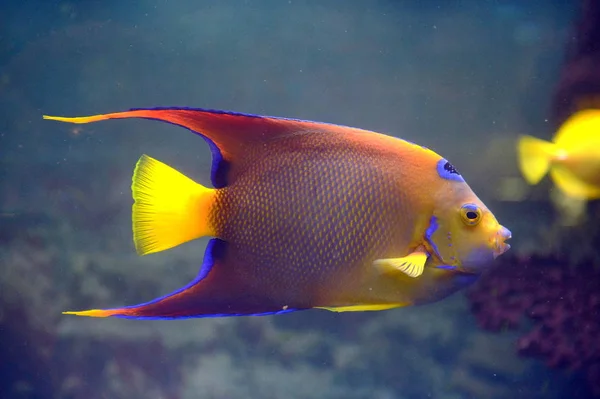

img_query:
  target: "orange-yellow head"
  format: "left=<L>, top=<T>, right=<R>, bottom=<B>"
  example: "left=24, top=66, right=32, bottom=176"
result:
left=424, top=159, right=511, bottom=274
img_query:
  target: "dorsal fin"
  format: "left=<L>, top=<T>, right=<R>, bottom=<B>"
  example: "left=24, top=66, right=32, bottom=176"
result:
left=43, top=107, right=371, bottom=188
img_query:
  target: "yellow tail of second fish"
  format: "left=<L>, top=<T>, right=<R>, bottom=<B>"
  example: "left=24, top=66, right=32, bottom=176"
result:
left=517, top=135, right=558, bottom=185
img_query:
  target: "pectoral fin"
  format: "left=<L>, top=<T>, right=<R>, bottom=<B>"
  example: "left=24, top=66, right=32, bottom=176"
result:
left=550, top=166, right=600, bottom=199
left=373, top=247, right=429, bottom=278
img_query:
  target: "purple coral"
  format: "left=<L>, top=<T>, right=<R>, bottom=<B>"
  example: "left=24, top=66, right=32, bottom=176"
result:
left=467, top=255, right=600, bottom=396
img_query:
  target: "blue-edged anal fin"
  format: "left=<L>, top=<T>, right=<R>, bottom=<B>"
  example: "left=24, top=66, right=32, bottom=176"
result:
left=43, top=107, right=372, bottom=188
left=63, top=239, right=304, bottom=319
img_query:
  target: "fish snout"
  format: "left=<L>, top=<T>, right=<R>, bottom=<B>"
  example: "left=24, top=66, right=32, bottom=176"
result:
left=493, top=226, right=512, bottom=259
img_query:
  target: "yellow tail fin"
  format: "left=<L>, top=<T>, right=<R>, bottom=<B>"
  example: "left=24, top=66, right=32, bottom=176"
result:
left=517, top=135, right=557, bottom=185
left=132, top=155, right=216, bottom=255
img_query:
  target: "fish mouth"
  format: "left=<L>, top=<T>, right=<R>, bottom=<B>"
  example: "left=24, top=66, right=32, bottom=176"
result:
left=493, top=226, right=512, bottom=259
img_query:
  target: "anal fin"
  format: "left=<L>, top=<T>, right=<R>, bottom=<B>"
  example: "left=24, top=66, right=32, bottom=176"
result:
left=63, top=239, right=305, bottom=319
left=317, top=303, right=409, bottom=312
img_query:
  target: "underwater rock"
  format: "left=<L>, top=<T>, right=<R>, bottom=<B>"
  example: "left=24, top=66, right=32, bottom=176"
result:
left=0, top=231, right=62, bottom=399
left=0, top=204, right=186, bottom=399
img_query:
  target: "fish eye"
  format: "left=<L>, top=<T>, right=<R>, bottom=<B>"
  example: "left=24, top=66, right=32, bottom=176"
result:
left=460, top=204, right=482, bottom=226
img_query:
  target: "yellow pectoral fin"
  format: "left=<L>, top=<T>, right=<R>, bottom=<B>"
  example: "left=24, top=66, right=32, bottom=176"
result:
left=550, top=166, right=600, bottom=200
left=132, top=154, right=216, bottom=255
left=373, top=249, right=428, bottom=278
left=317, top=303, right=409, bottom=312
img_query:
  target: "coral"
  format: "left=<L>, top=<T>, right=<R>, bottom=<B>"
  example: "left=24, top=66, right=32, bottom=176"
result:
left=467, top=254, right=600, bottom=396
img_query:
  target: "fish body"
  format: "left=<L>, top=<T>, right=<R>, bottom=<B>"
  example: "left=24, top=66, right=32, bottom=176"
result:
left=43, top=108, right=511, bottom=319
left=517, top=109, right=600, bottom=199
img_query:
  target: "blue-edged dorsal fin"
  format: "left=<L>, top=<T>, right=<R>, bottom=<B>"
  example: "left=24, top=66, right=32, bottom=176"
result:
left=43, top=107, right=371, bottom=188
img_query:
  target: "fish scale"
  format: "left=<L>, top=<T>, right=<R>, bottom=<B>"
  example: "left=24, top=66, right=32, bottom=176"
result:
left=210, top=135, right=412, bottom=305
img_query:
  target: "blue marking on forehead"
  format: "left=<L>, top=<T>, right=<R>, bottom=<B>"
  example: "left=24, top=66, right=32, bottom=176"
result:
left=436, top=158, right=465, bottom=182
left=424, top=216, right=441, bottom=258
